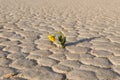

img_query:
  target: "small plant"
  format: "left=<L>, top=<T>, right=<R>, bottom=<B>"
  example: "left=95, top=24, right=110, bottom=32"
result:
left=48, top=31, right=66, bottom=48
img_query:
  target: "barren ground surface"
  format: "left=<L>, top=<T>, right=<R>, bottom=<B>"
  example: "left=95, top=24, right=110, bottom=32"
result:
left=0, top=0, right=120, bottom=80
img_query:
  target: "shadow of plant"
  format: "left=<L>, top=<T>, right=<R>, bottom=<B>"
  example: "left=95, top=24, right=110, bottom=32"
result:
left=65, top=36, right=100, bottom=46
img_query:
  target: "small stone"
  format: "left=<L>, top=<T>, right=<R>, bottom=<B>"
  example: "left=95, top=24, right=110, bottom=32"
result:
left=22, top=66, right=64, bottom=80
left=91, top=50, right=113, bottom=57
left=60, top=60, right=81, bottom=69
left=52, top=64, right=72, bottom=73
left=67, top=70, right=98, bottom=80
left=38, top=57, right=58, bottom=67
left=109, top=56, right=120, bottom=65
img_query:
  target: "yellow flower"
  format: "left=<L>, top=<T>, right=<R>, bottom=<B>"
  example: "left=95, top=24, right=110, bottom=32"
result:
left=48, top=34, right=56, bottom=42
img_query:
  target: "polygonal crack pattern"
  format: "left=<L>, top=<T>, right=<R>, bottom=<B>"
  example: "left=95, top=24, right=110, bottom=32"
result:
left=0, top=0, right=120, bottom=80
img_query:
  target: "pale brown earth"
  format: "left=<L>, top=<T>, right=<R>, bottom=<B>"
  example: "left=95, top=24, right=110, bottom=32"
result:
left=0, top=0, right=120, bottom=80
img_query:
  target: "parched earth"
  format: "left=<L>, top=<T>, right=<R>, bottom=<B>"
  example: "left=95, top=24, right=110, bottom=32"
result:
left=0, top=0, right=120, bottom=80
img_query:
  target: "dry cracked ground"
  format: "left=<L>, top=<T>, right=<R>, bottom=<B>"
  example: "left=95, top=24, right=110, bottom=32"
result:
left=0, top=0, right=120, bottom=80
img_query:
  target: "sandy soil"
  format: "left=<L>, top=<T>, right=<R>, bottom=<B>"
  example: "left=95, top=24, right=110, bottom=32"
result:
left=0, top=0, right=120, bottom=80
